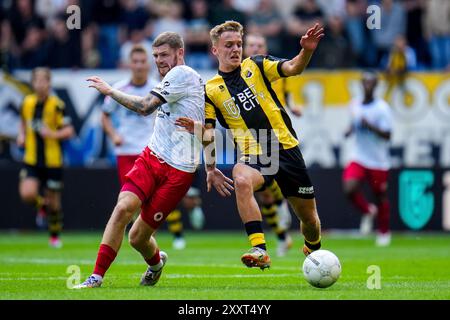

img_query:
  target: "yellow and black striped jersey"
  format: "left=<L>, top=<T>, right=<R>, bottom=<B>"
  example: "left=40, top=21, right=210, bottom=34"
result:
left=271, top=77, right=287, bottom=108
left=21, top=93, right=69, bottom=168
left=205, top=55, right=298, bottom=155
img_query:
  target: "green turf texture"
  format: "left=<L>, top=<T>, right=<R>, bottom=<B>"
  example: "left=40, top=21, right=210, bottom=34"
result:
left=0, top=231, right=449, bottom=300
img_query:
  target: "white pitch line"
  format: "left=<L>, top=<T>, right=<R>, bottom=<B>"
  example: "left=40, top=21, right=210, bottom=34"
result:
left=0, top=277, right=67, bottom=281
left=0, top=273, right=297, bottom=281
left=0, top=257, right=300, bottom=271
left=165, top=273, right=297, bottom=279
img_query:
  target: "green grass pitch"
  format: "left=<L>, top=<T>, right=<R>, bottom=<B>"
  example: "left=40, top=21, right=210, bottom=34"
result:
left=0, top=231, right=449, bottom=300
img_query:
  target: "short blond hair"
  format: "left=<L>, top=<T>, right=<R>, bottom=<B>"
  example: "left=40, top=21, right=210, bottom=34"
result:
left=152, top=31, right=184, bottom=50
left=210, top=21, right=244, bottom=45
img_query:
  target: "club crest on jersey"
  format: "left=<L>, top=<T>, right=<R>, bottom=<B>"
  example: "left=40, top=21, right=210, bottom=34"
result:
left=223, top=98, right=240, bottom=119
left=219, top=85, right=225, bottom=92
left=245, top=70, right=253, bottom=78
left=223, top=84, right=260, bottom=118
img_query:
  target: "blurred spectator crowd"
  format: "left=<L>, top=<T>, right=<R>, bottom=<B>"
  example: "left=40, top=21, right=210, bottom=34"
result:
left=0, top=0, right=449, bottom=71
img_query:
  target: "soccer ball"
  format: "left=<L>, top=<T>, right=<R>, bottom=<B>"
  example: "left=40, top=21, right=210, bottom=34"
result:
left=302, top=249, right=341, bottom=288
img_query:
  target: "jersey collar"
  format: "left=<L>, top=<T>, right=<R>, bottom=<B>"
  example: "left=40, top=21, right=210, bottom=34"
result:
left=218, top=66, right=241, bottom=78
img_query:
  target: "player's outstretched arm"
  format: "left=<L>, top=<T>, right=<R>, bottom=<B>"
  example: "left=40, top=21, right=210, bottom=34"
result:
left=87, top=76, right=163, bottom=116
left=281, top=23, right=324, bottom=77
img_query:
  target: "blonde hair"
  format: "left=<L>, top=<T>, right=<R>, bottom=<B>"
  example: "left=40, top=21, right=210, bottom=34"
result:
left=152, top=31, right=184, bottom=50
left=210, top=20, right=244, bottom=45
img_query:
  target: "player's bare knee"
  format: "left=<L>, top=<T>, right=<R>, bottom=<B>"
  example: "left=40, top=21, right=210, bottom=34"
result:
left=128, top=229, right=143, bottom=249
left=113, top=200, right=135, bottom=223
left=234, top=175, right=252, bottom=195
left=232, top=163, right=247, bottom=175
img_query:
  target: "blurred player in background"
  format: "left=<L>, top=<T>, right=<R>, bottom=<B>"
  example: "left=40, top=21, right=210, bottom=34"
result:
left=243, top=33, right=306, bottom=256
left=166, top=186, right=205, bottom=250
left=384, top=35, right=416, bottom=100
left=101, top=45, right=157, bottom=185
left=75, top=32, right=233, bottom=288
left=17, top=67, right=74, bottom=248
left=177, top=21, right=324, bottom=269
left=343, top=71, right=393, bottom=246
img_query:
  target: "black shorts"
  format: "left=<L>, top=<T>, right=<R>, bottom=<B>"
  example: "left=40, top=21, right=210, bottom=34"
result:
left=238, top=146, right=315, bottom=199
left=19, top=164, right=63, bottom=191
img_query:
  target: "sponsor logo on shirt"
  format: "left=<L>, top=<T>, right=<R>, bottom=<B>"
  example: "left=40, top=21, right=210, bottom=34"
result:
left=223, top=84, right=260, bottom=117
left=298, top=186, right=314, bottom=195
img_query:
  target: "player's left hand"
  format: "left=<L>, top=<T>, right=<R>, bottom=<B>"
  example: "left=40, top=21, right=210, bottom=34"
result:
left=300, top=23, right=324, bottom=52
left=87, top=76, right=113, bottom=96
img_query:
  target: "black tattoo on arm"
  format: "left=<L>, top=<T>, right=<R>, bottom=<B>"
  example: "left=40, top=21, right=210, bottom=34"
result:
left=110, top=89, right=163, bottom=116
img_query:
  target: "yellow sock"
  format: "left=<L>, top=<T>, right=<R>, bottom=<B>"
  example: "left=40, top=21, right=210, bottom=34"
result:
left=248, top=233, right=265, bottom=247
left=167, top=210, right=183, bottom=235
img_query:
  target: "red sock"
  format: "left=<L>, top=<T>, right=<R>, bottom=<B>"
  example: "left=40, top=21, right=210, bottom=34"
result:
left=93, top=244, right=117, bottom=277
left=349, top=191, right=370, bottom=214
left=377, top=200, right=390, bottom=234
left=144, top=248, right=160, bottom=266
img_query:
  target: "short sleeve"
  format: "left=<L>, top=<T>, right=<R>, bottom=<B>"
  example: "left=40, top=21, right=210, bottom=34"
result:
left=250, top=55, right=288, bottom=82
left=151, top=67, right=187, bottom=104
left=56, top=100, right=71, bottom=128
left=205, top=93, right=216, bottom=127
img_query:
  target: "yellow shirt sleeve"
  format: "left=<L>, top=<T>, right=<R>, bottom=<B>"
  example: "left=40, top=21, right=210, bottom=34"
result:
left=205, top=93, right=216, bottom=127
left=250, top=55, right=288, bottom=83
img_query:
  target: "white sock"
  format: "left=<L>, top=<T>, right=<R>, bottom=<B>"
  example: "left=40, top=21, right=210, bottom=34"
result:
left=150, top=260, right=163, bottom=271
left=91, top=274, right=103, bottom=281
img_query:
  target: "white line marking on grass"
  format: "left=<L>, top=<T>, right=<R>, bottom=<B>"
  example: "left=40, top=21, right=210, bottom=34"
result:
left=0, top=277, right=67, bottom=281
left=0, top=273, right=298, bottom=283
left=165, top=273, right=296, bottom=279
left=0, top=257, right=299, bottom=271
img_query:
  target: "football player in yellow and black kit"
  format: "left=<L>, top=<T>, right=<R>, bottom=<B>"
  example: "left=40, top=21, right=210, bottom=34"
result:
left=176, top=21, right=324, bottom=269
left=243, top=33, right=305, bottom=257
left=17, top=68, right=74, bottom=248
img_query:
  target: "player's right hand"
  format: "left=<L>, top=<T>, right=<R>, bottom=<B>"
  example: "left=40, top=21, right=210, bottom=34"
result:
left=87, top=76, right=113, bottom=96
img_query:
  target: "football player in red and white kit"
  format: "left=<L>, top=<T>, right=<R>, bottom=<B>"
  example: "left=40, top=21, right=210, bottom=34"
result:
left=343, top=71, right=393, bottom=246
left=75, top=32, right=233, bottom=288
